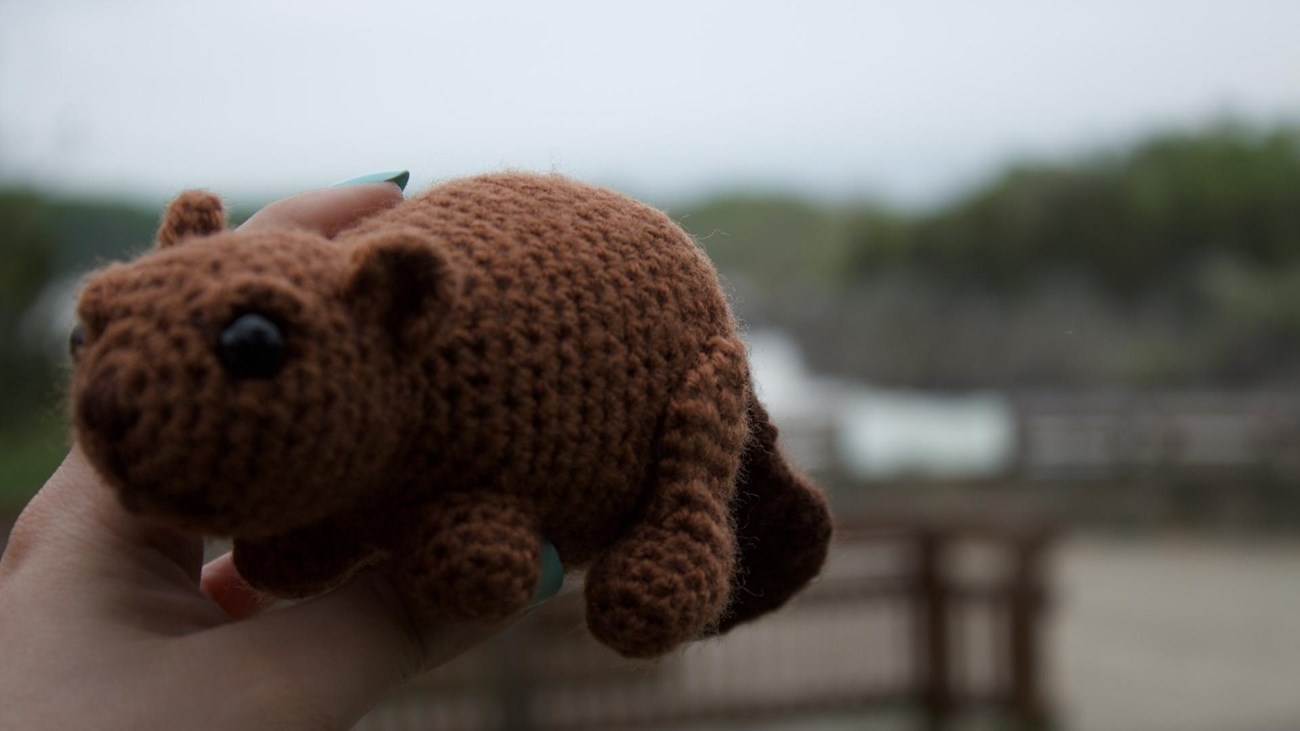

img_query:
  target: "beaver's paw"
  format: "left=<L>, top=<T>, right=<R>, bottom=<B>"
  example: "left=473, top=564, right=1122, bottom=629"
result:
left=394, top=497, right=541, bottom=622
left=584, top=532, right=730, bottom=659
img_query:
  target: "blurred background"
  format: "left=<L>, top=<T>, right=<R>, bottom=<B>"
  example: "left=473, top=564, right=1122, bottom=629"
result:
left=2, top=1, right=1299, bottom=729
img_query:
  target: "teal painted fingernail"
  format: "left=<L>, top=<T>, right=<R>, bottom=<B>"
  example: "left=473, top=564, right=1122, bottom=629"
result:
left=529, top=541, right=563, bottom=607
left=330, top=170, right=410, bottom=190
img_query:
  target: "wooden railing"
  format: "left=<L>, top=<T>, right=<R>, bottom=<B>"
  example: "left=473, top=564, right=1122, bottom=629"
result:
left=1011, top=391, right=1300, bottom=482
left=774, top=390, right=1300, bottom=488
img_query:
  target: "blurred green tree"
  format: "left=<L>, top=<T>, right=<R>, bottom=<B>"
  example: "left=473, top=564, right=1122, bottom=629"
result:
left=675, top=120, right=1300, bottom=388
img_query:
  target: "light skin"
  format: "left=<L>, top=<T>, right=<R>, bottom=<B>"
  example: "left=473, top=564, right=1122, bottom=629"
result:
left=0, top=182, right=512, bottom=731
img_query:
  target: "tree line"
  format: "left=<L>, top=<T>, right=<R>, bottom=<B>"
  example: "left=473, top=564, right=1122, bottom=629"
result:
left=677, top=121, right=1300, bottom=388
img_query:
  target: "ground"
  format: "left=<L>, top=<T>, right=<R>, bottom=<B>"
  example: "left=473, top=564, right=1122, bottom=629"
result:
left=1054, top=534, right=1300, bottom=731
left=677, top=533, right=1300, bottom=731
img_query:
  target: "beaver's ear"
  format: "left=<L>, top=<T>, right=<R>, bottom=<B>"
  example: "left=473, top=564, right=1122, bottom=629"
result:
left=157, top=190, right=226, bottom=248
left=344, top=227, right=458, bottom=345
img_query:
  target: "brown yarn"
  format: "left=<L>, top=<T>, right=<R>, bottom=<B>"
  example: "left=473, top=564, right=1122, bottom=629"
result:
left=70, top=173, right=832, bottom=658
left=155, top=189, right=225, bottom=248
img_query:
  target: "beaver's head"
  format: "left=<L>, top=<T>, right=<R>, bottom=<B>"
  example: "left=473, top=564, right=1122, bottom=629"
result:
left=70, top=191, right=456, bottom=536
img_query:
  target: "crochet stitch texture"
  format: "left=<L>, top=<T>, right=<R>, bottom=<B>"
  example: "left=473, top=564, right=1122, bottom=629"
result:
left=71, top=173, right=832, bottom=658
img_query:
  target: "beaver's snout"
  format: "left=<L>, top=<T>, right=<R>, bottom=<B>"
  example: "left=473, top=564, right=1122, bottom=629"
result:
left=77, top=368, right=141, bottom=444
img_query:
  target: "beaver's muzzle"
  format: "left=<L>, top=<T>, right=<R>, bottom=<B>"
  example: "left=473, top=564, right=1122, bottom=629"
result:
left=77, top=368, right=140, bottom=444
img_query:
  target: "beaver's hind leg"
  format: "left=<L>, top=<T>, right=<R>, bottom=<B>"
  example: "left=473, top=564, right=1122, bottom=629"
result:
left=584, top=337, right=749, bottom=658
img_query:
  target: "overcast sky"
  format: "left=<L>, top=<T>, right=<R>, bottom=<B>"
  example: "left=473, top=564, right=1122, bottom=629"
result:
left=1, top=0, right=1297, bottom=209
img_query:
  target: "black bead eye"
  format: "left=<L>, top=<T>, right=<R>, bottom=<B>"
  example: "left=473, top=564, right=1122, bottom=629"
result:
left=218, top=313, right=286, bottom=379
left=69, top=323, right=86, bottom=359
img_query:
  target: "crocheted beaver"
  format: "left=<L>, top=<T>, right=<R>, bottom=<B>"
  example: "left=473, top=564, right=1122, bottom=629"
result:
left=69, top=172, right=832, bottom=658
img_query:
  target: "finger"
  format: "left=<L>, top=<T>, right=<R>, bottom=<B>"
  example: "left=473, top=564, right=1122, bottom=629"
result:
left=201, top=552, right=273, bottom=620
left=238, top=182, right=405, bottom=237
left=199, top=570, right=510, bottom=728
left=0, top=447, right=202, bottom=587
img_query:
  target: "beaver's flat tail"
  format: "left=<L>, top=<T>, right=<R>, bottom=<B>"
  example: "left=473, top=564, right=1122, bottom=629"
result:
left=715, top=393, right=833, bottom=633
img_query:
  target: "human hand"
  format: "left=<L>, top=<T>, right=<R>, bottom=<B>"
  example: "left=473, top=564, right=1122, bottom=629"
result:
left=0, top=178, right=528, bottom=731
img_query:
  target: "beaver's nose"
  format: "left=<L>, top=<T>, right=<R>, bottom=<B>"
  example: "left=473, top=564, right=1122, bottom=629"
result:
left=78, top=369, right=140, bottom=442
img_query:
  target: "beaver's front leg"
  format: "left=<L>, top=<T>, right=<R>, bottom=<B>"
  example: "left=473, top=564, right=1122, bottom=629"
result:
left=389, top=492, right=542, bottom=621
left=584, top=337, right=750, bottom=658
left=233, top=517, right=377, bottom=598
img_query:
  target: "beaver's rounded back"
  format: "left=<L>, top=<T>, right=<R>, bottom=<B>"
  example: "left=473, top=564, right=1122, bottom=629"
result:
left=342, top=174, right=737, bottom=561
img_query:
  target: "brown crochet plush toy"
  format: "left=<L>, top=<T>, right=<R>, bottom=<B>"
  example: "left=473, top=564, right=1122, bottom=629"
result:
left=69, top=172, right=832, bottom=658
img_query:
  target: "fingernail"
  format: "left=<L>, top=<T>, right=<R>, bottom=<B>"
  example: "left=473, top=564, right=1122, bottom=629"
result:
left=330, top=170, right=410, bottom=191
left=528, top=541, right=564, bottom=608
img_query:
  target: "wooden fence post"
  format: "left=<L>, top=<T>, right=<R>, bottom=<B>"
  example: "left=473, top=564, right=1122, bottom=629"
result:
left=913, top=529, right=951, bottom=730
left=1006, top=531, right=1050, bottom=729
